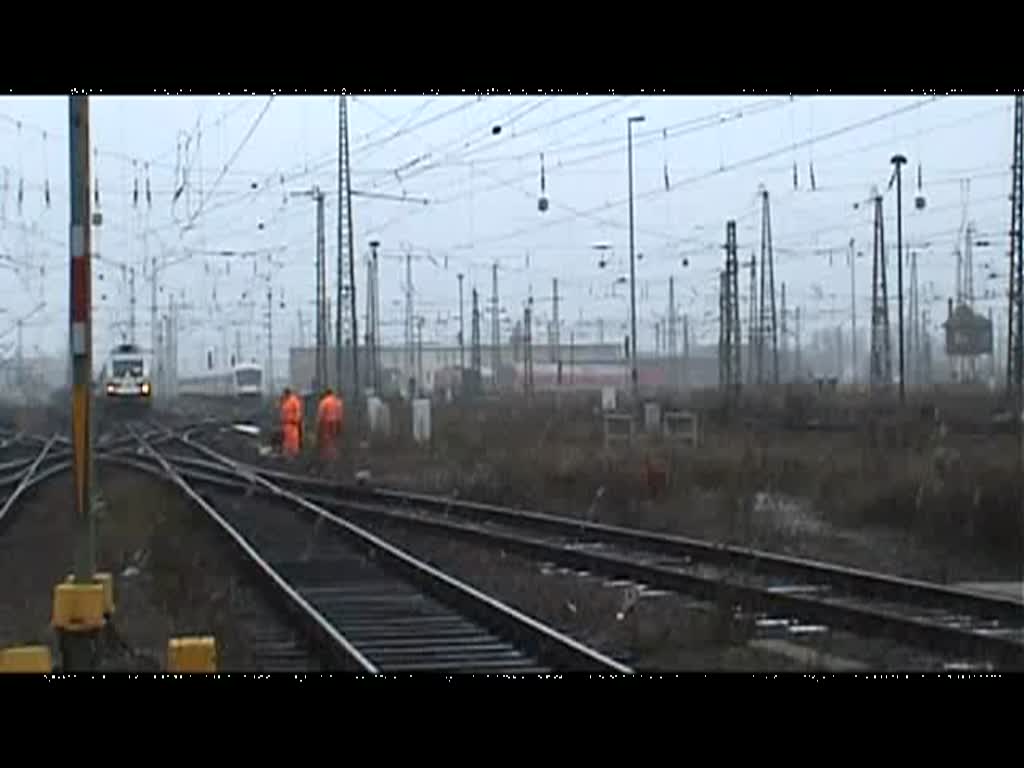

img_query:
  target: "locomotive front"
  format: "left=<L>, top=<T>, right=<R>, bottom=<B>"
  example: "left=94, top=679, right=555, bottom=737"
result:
left=103, top=343, right=153, bottom=410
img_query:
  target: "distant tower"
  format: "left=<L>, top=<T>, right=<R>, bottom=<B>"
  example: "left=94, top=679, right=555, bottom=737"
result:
left=757, top=188, right=779, bottom=385
left=1008, top=94, right=1023, bottom=402
left=719, top=220, right=742, bottom=398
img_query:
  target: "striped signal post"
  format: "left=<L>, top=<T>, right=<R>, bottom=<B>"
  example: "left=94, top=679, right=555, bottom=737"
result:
left=53, top=94, right=104, bottom=671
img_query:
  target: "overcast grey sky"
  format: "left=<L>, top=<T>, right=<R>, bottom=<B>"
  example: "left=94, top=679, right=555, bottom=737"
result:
left=0, top=95, right=1015, bottom=376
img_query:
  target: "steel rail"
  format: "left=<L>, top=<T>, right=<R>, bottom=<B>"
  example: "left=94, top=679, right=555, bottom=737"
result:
left=177, top=435, right=631, bottom=673
left=123, top=432, right=378, bottom=672
left=174, top=442, right=1024, bottom=623
left=173, top=435, right=1024, bottom=669
left=0, top=436, right=62, bottom=531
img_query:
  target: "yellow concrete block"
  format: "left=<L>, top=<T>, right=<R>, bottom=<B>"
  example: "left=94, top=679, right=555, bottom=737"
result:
left=64, top=572, right=115, bottom=615
left=51, top=583, right=106, bottom=632
left=167, top=636, right=217, bottom=673
left=0, top=646, right=53, bottom=673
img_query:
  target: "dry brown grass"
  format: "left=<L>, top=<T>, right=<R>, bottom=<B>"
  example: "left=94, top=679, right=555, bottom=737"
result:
left=355, top=395, right=1023, bottom=573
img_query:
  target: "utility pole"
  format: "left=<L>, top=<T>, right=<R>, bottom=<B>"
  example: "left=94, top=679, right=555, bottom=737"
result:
left=67, top=95, right=97, bottom=670
left=682, top=313, right=690, bottom=389
left=780, top=282, right=788, bottom=382
left=405, top=251, right=414, bottom=386
left=922, top=307, right=932, bottom=387
left=365, top=252, right=376, bottom=390
left=1009, top=96, right=1024, bottom=401
left=316, top=187, right=326, bottom=393
left=747, top=252, right=757, bottom=386
left=720, top=220, right=741, bottom=399
left=891, top=153, right=908, bottom=404
left=849, top=240, right=857, bottom=387
left=523, top=296, right=534, bottom=399
left=129, top=266, right=136, bottom=344
left=471, top=288, right=482, bottom=397
left=290, top=185, right=327, bottom=392
left=627, top=114, right=646, bottom=404
left=416, top=316, right=424, bottom=397
left=909, top=251, right=919, bottom=387
left=758, top=187, right=779, bottom=386
left=368, top=240, right=380, bottom=392
left=491, top=262, right=501, bottom=391
left=569, top=330, right=575, bottom=385
left=150, top=253, right=158, bottom=371
left=871, top=193, right=893, bottom=392
left=795, top=306, right=802, bottom=380
left=668, top=276, right=678, bottom=390
left=168, top=292, right=177, bottom=397
left=266, top=286, right=274, bottom=395
left=457, top=272, right=465, bottom=379
left=552, top=277, right=561, bottom=384
left=336, top=96, right=356, bottom=396
left=836, top=324, right=844, bottom=380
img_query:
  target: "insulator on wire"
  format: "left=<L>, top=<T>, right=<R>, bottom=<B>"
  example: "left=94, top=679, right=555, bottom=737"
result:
left=809, top=162, right=816, bottom=191
left=792, top=162, right=798, bottom=190
left=145, top=163, right=152, bottom=208
left=17, top=178, right=23, bottom=214
left=133, top=161, right=139, bottom=208
left=44, top=181, right=50, bottom=208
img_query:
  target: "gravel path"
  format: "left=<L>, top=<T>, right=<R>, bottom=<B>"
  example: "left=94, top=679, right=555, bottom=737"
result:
left=0, top=463, right=302, bottom=672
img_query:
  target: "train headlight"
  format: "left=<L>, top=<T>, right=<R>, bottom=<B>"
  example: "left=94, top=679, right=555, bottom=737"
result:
left=141, top=381, right=151, bottom=396
left=106, top=383, right=115, bottom=395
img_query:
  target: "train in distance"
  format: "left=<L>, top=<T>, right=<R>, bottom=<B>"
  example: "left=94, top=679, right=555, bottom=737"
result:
left=177, top=360, right=264, bottom=401
left=100, top=343, right=153, bottom=408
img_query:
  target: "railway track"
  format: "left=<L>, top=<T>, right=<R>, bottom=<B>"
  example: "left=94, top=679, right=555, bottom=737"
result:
left=6, top=418, right=1021, bottom=671
left=0, top=437, right=63, bottom=533
left=162, top=430, right=1024, bottom=671
left=108, top=430, right=630, bottom=673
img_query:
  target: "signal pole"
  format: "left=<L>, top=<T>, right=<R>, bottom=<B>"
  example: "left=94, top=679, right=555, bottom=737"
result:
left=65, top=95, right=98, bottom=670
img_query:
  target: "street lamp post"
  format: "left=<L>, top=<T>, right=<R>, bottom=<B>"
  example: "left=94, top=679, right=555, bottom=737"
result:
left=627, top=115, right=645, bottom=405
left=892, top=153, right=907, bottom=405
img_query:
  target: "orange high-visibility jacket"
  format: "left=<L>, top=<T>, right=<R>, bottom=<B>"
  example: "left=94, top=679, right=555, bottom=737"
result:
left=317, top=394, right=344, bottom=433
left=281, top=394, right=303, bottom=426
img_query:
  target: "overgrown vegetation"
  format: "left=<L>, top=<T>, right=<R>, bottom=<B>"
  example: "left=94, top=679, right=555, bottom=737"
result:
left=355, top=391, right=1023, bottom=575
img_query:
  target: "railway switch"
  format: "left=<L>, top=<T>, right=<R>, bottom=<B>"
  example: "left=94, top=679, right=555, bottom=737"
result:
left=167, top=636, right=217, bottom=673
left=0, top=646, right=53, bottom=673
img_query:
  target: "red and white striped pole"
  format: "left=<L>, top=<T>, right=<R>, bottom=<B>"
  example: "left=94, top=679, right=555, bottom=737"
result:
left=68, top=95, right=94, bottom=584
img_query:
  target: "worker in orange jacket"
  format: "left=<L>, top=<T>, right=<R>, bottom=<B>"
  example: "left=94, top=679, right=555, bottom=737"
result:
left=316, top=387, right=344, bottom=464
left=280, top=387, right=303, bottom=459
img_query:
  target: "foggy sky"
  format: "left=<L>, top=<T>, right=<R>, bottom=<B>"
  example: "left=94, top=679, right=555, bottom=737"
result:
left=0, top=94, right=1014, bottom=377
